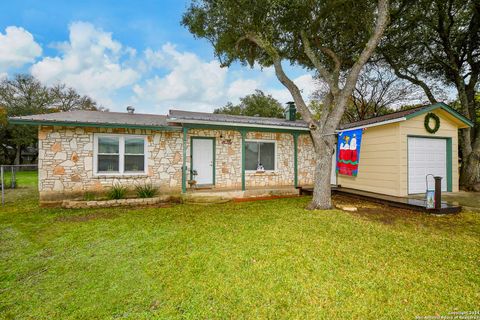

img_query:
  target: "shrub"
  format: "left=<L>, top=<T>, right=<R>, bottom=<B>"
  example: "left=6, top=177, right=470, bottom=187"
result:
left=135, top=183, right=158, bottom=198
left=83, top=192, right=96, bottom=201
left=107, top=184, right=128, bottom=200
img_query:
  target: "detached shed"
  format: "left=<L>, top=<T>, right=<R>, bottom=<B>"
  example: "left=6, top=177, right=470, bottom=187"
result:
left=337, top=103, right=473, bottom=197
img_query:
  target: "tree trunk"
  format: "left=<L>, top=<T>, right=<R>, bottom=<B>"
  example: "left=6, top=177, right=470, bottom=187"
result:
left=455, top=79, right=480, bottom=189
left=308, top=140, right=334, bottom=210
left=14, top=145, right=21, bottom=165
left=460, top=149, right=480, bottom=188
left=460, top=127, right=480, bottom=188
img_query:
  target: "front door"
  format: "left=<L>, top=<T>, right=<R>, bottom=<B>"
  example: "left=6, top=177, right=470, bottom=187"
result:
left=191, top=138, right=214, bottom=185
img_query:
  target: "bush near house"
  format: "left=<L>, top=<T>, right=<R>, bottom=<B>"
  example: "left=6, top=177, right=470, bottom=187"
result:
left=107, top=184, right=128, bottom=200
left=135, top=183, right=158, bottom=198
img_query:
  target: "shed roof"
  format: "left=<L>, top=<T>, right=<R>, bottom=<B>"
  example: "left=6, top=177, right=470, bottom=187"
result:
left=339, top=102, right=473, bottom=130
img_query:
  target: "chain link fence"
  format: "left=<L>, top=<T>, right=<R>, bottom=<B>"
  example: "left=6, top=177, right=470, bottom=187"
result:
left=1, top=164, right=38, bottom=206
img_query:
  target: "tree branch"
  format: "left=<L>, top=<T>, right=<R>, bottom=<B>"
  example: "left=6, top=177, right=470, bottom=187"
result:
left=326, top=0, right=390, bottom=132
left=237, top=33, right=316, bottom=127
left=383, top=54, right=438, bottom=104
left=300, top=31, right=339, bottom=94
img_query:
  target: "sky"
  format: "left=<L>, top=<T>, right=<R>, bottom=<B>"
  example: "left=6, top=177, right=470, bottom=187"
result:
left=0, top=0, right=316, bottom=114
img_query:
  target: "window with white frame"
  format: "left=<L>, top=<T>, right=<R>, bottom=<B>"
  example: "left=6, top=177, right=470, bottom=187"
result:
left=245, top=140, right=276, bottom=171
left=95, top=134, right=147, bottom=174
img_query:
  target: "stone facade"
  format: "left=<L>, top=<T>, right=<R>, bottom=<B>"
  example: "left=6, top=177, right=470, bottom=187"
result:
left=186, top=129, right=242, bottom=189
left=38, top=125, right=315, bottom=202
left=244, top=132, right=295, bottom=188
left=297, top=135, right=316, bottom=186
left=38, top=125, right=183, bottom=201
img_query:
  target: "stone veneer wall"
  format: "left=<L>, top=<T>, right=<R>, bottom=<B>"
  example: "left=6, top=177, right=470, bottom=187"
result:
left=38, top=125, right=183, bottom=201
left=38, top=125, right=314, bottom=201
left=185, top=130, right=302, bottom=189
left=186, top=129, right=242, bottom=189
left=297, top=134, right=315, bottom=186
left=244, top=132, right=295, bottom=188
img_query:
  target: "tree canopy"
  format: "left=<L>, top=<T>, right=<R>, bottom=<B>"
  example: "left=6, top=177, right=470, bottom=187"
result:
left=183, top=0, right=381, bottom=73
left=214, top=90, right=285, bottom=118
left=0, top=74, right=101, bottom=164
left=183, top=0, right=390, bottom=209
left=380, top=0, right=480, bottom=187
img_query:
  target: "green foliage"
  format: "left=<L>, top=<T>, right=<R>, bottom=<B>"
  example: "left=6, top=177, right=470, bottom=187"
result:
left=83, top=192, right=96, bottom=201
left=0, top=74, right=100, bottom=165
left=424, top=112, right=441, bottom=133
left=135, top=183, right=158, bottom=198
left=107, top=184, right=128, bottom=200
left=6, top=177, right=17, bottom=189
left=214, top=90, right=285, bottom=118
left=182, top=0, right=379, bottom=71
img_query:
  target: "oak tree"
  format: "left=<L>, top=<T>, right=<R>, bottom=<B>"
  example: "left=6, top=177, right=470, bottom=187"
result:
left=183, top=0, right=390, bottom=209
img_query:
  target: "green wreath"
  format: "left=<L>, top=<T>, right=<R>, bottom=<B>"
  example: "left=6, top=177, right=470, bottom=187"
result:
left=424, top=113, right=440, bottom=133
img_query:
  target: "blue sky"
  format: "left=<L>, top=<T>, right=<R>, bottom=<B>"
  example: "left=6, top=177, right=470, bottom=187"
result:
left=0, top=0, right=315, bottom=114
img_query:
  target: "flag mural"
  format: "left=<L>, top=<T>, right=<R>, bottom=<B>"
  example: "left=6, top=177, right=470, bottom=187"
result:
left=337, top=129, right=363, bottom=176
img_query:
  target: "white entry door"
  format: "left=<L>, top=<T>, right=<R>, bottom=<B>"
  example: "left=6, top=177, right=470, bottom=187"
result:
left=408, top=137, right=447, bottom=194
left=192, top=138, right=214, bottom=185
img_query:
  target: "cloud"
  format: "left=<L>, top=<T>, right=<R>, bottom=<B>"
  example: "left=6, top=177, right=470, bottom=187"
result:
left=227, top=79, right=260, bottom=100
left=133, top=44, right=317, bottom=113
left=132, top=43, right=228, bottom=112
left=31, top=22, right=138, bottom=106
left=20, top=21, right=317, bottom=113
left=0, top=26, right=42, bottom=71
left=269, top=74, right=317, bottom=104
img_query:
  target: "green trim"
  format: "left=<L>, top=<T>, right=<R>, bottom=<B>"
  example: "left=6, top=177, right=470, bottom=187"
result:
left=8, top=119, right=181, bottom=131
left=182, top=122, right=309, bottom=134
left=240, top=129, right=246, bottom=191
left=446, top=138, right=452, bottom=192
left=190, top=136, right=216, bottom=186
left=292, top=133, right=298, bottom=188
left=405, top=102, right=474, bottom=127
left=182, top=127, right=187, bottom=193
left=407, top=135, right=452, bottom=194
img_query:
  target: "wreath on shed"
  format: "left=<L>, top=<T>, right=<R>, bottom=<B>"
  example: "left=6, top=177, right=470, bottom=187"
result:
left=424, top=113, right=440, bottom=133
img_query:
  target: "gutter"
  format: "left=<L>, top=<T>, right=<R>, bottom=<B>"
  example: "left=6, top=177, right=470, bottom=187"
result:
left=8, top=118, right=182, bottom=131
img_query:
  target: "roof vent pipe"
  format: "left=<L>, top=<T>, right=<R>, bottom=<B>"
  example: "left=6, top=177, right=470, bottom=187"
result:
left=126, top=106, right=135, bottom=114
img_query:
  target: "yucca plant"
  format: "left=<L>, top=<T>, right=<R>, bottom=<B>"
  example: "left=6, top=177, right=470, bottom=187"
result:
left=83, top=192, right=96, bottom=201
left=107, top=184, right=128, bottom=200
left=135, top=183, right=158, bottom=198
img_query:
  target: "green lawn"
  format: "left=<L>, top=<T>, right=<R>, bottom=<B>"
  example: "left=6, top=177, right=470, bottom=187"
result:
left=0, top=175, right=479, bottom=319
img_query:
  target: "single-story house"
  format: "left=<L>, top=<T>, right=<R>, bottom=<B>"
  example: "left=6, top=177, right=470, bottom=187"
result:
left=9, top=102, right=473, bottom=205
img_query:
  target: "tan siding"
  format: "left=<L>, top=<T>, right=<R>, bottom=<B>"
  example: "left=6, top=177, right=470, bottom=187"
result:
left=336, top=109, right=461, bottom=197
left=337, top=123, right=402, bottom=196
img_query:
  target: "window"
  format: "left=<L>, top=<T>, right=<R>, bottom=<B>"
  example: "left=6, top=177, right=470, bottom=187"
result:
left=95, top=134, right=147, bottom=175
left=124, top=138, right=145, bottom=172
left=245, top=140, right=276, bottom=171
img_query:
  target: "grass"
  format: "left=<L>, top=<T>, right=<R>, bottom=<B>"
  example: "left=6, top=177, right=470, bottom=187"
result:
left=0, top=173, right=479, bottom=319
left=1, top=170, right=37, bottom=189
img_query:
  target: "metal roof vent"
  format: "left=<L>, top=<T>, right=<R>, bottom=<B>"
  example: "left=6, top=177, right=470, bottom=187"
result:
left=126, top=106, right=135, bottom=114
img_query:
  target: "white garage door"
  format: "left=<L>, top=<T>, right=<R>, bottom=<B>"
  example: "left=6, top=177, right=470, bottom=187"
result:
left=408, top=137, right=447, bottom=194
